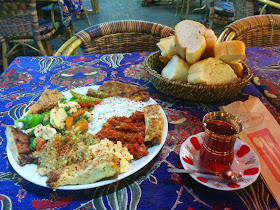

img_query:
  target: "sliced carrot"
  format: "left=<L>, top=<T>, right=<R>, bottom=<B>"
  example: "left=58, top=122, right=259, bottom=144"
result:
left=72, top=109, right=84, bottom=118
left=35, top=138, right=47, bottom=151
left=66, top=116, right=74, bottom=131
left=74, top=118, right=89, bottom=131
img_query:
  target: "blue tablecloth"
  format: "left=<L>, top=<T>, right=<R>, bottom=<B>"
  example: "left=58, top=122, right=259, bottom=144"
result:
left=0, top=47, right=279, bottom=209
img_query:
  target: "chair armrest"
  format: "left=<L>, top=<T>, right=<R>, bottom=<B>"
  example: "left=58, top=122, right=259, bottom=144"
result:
left=258, top=0, right=280, bottom=9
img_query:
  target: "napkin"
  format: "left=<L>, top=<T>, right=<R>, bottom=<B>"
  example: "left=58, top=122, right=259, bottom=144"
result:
left=220, top=96, right=280, bottom=206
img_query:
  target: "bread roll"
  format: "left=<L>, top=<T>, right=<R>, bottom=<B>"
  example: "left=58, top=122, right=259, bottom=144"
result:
left=229, top=62, right=243, bottom=77
left=161, top=55, right=190, bottom=82
left=175, top=20, right=206, bottom=64
left=214, top=41, right=245, bottom=64
left=201, top=28, right=218, bottom=59
left=157, top=36, right=179, bottom=63
left=188, top=57, right=238, bottom=85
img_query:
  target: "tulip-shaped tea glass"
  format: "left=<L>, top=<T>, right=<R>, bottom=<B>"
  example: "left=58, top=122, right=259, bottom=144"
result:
left=199, top=112, right=243, bottom=173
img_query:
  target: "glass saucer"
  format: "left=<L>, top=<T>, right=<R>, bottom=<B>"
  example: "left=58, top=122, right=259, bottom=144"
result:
left=179, top=132, right=261, bottom=191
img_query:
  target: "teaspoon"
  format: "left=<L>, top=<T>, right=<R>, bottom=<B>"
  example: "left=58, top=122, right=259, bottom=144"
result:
left=168, top=168, right=243, bottom=183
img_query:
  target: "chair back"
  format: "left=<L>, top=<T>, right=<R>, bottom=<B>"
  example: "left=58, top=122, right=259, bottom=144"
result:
left=233, top=0, right=255, bottom=20
left=55, top=20, right=174, bottom=55
left=218, top=14, right=280, bottom=47
left=0, top=0, right=41, bottom=41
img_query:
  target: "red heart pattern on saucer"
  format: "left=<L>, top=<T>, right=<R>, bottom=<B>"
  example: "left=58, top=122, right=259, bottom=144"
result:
left=179, top=132, right=261, bottom=191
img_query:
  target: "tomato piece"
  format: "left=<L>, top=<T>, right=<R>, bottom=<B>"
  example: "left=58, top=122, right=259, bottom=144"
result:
left=79, top=103, right=95, bottom=109
left=72, top=109, right=84, bottom=118
left=35, top=138, right=47, bottom=151
left=74, top=118, right=89, bottom=131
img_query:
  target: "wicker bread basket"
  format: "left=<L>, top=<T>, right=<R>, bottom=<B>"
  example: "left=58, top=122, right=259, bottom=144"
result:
left=144, top=51, right=253, bottom=102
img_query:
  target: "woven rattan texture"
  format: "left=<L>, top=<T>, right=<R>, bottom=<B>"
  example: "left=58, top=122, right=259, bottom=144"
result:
left=75, top=20, right=174, bottom=54
left=144, top=51, right=253, bottom=102
left=233, top=0, right=254, bottom=20
left=0, top=0, right=55, bottom=42
left=227, top=14, right=280, bottom=47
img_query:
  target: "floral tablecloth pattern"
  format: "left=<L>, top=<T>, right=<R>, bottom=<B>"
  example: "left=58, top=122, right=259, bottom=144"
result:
left=0, top=47, right=280, bottom=209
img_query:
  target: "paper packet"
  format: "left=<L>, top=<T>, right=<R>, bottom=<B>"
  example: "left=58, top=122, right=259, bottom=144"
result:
left=220, top=96, right=280, bottom=206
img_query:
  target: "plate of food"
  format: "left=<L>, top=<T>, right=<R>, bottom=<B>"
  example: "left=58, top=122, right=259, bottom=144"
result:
left=6, top=81, right=168, bottom=190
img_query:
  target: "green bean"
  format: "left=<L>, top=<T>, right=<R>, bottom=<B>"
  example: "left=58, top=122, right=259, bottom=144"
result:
left=86, top=88, right=110, bottom=99
left=70, top=90, right=103, bottom=103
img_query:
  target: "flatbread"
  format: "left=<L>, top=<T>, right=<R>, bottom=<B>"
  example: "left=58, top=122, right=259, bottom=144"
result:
left=98, top=81, right=150, bottom=102
left=46, top=156, right=120, bottom=188
left=46, top=139, right=133, bottom=188
left=143, top=104, right=164, bottom=145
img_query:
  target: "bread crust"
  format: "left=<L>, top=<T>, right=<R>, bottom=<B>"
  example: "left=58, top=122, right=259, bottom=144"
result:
left=229, top=62, right=243, bottom=77
left=214, top=41, right=245, bottom=64
left=174, top=20, right=206, bottom=64
left=161, top=55, right=190, bottom=81
left=201, top=28, right=218, bottom=59
left=188, top=57, right=238, bottom=85
left=157, top=36, right=179, bottom=61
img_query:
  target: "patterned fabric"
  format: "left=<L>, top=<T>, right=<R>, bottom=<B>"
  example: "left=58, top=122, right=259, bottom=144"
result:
left=39, top=0, right=78, bottom=29
left=214, top=0, right=234, bottom=16
left=58, top=0, right=72, bottom=29
left=0, top=47, right=280, bottom=209
left=208, top=0, right=234, bottom=27
left=65, top=0, right=82, bottom=14
left=58, top=0, right=83, bottom=28
left=246, top=46, right=280, bottom=112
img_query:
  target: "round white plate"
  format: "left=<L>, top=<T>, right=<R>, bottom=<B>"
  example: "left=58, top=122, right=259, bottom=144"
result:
left=7, top=85, right=168, bottom=190
left=179, top=132, right=261, bottom=191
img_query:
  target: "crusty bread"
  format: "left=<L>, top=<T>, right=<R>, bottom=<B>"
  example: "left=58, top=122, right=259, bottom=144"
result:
left=214, top=41, right=245, bottom=64
left=175, top=20, right=206, bottom=64
left=161, top=55, right=190, bottom=82
left=201, top=28, right=218, bottom=59
left=188, top=57, right=238, bottom=85
left=229, top=62, right=243, bottom=77
left=157, top=36, right=179, bottom=63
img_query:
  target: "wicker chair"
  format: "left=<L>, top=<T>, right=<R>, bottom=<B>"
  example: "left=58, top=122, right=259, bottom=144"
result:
left=55, top=20, right=174, bottom=56
left=0, top=0, right=71, bottom=70
left=218, top=14, right=280, bottom=46
left=205, top=0, right=255, bottom=29
left=258, top=0, right=280, bottom=15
